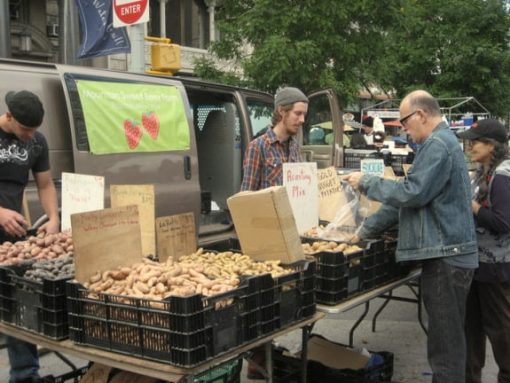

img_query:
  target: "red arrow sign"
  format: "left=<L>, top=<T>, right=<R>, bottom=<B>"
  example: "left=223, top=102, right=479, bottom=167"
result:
left=113, top=0, right=148, bottom=26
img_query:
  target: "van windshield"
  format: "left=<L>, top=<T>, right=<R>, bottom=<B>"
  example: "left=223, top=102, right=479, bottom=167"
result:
left=246, top=99, right=273, bottom=138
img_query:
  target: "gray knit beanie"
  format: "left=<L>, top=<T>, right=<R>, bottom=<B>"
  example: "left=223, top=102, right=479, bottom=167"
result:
left=274, top=87, right=309, bottom=108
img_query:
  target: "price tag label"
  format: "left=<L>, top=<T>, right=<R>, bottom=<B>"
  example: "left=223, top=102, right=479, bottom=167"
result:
left=360, top=159, right=385, bottom=176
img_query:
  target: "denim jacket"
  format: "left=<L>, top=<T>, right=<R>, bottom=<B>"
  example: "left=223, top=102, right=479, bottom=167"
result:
left=358, top=122, right=478, bottom=262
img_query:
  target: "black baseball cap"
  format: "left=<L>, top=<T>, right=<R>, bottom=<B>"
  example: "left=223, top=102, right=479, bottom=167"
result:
left=457, top=119, right=508, bottom=144
left=5, top=90, right=44, bottom=128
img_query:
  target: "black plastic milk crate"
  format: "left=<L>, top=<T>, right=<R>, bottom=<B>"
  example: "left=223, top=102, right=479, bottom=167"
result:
left=66, top=272, right=272, bottom=367
left=344, top=150, right=381, bottom=169
left=0, top=265, right=71, bottom=340
left=301, top=240, right=363, bottom=305
left=390, top=152, right=414, bottom=177
left=273, top=260, right=316, bottom=329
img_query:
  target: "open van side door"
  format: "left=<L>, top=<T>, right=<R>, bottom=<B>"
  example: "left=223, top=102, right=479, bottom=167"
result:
left=55, top=65, right=201, bottom=228
left=301, top=89, right=344, bottom=168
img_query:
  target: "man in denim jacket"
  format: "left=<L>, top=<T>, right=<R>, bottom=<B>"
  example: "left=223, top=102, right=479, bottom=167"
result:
left=344, top=90, right=478, bottom=383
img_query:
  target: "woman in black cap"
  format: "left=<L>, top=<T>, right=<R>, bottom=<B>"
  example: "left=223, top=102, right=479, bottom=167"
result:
left=458, top=119, right=510, bottom=383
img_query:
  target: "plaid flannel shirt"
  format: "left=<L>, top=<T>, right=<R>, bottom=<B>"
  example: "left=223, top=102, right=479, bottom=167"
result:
left=240, top=127, right=301, bottom=191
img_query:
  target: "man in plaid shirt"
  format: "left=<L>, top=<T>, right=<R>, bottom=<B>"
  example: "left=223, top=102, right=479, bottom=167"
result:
left=240, top=87, right=309, bottom=191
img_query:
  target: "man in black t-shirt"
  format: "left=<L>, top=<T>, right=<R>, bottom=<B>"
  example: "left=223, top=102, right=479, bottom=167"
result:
left=0, top=90, right=59, bottom=383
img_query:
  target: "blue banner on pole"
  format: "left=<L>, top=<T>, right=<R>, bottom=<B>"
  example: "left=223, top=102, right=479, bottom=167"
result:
left=75, top=0, right=131, bottom=59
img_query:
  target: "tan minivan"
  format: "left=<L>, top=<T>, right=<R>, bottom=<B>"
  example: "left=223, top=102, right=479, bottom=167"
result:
left=0, top=59, right=345, bottom=245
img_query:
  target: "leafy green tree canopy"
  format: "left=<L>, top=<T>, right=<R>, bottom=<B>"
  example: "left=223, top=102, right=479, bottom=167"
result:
left=195, top=0, right=510, bottom=116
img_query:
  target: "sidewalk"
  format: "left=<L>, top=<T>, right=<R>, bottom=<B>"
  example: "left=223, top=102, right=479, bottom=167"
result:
left=0, top=285, right=499, bottom=382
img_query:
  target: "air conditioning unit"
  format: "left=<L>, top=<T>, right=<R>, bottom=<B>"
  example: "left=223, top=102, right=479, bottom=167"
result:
left=47, top=24, right=59, bottom=38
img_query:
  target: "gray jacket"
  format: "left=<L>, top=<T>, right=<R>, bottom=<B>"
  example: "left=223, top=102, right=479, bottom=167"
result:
left=359, top=122, right=478, bottom=263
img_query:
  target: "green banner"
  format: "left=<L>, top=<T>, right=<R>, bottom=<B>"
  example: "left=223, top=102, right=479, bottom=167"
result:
left=76, top=80, right=190, bottom=154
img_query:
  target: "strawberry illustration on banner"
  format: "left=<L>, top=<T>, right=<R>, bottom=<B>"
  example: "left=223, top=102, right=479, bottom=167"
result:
left=142, top=111, right=160, bottom=140
left=124, top=119, right=143, bottom=149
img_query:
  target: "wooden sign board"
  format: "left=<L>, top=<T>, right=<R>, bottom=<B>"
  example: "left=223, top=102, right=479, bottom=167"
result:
left=283, top=162, right=319, bottom=234
left=61, top=172, right=105, bottom=232
left=110, top=184, right=155, bottom=257
left=71, top=205, right=142, bottom=283
left=156, top=213, right=197, bottom=263
left=318, top=167, right=343, bottom=222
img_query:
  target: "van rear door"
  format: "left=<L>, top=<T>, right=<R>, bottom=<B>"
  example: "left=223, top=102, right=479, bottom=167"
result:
left=301, top=89, right=344, bottom=168
left=56, top=65, right=201, bottom=226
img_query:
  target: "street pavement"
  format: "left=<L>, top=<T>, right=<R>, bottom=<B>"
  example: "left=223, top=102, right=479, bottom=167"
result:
left=0, top=285, right=499, bottom=382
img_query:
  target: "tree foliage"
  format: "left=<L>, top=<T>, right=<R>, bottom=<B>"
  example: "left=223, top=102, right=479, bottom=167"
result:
left=195, top=0, right=510, bottom=116
left=381, top=0, right=510, bottom=116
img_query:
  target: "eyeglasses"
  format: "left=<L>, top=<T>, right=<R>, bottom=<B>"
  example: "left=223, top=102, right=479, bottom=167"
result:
left=399, top=111, right=418, bottom=126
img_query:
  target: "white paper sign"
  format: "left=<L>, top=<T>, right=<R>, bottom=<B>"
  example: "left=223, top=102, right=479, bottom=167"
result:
left=61, top=172, right=105, bottom=231
left=361, top=159, right=385, bottom=176
left=283, top=162, right=319, bottom=233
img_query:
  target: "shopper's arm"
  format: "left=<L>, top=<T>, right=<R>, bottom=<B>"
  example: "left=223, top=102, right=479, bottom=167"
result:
left=359, top=139, right=452, bottom=208
left=33, top=170, right=60, bottom=234
left=358, top=204, right=399, bottom=239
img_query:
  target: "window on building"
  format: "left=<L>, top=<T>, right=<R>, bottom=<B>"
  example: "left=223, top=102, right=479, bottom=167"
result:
left=149, top=0, right=210, bottom=49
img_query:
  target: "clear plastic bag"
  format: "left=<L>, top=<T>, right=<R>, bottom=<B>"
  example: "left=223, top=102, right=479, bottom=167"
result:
left=316, top=181, right=369, bottom=241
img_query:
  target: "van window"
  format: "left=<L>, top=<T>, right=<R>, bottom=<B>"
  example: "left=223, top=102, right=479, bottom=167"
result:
left=304, top=94, right=332, bottom=146
left=247, top=99, right=273, bottom=138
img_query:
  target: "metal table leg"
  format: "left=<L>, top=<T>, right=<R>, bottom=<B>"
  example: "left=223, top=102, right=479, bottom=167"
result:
left=301, top=324, right=312, bottom=383
left=371, top=290, right=392, bottom=332
left=349, top=302, right=370, bottom=347
left=265, top=342, right=273, bottom=383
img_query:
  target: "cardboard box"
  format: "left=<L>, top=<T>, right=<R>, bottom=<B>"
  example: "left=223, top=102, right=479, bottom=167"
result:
left=306, top=335, right=369, bottom=370
left=227, top=186, right=305, bottom=263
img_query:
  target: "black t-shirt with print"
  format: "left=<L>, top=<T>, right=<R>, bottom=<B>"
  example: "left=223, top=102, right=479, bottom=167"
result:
left=0, top=128, right=49, bottom=215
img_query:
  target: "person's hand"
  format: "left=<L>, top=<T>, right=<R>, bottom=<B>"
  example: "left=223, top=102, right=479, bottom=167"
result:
left=342, top=172, right=364, bottom=190
left=37, top=218, right=60, bottom=235
left=472, top=200, right=481, bottom=215
left=0, top=207, right=28, bottom=237
left=350, top=234, right=362, bottom=243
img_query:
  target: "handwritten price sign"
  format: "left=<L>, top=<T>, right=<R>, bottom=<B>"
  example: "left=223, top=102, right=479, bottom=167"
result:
left=360, top=159, right=385, bottom=176
left=61, top=172, right=105, bottom=231
left=283, top=162, right=319, bottom=234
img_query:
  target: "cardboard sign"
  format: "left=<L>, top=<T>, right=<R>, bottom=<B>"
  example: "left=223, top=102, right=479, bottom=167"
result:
left=110, top=184, right=155, bottom=257
left=318, top=167, right=343, bottom=222
left=71, top=205, right=142, bottom=283
left=156, top=213, right=197, bottom=262
left=61, top=172, right=105, bottom=232
left=283, top=162, right=319, bottom=234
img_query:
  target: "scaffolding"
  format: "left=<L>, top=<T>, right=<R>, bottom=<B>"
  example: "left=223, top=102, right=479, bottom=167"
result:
left=362, top=96, right=490, bottom=128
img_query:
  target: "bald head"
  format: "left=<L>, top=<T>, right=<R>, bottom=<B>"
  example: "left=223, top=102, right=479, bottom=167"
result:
left=402, top=90, right=441, bottom=118
left=399, top=90, right=443, bottom=144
